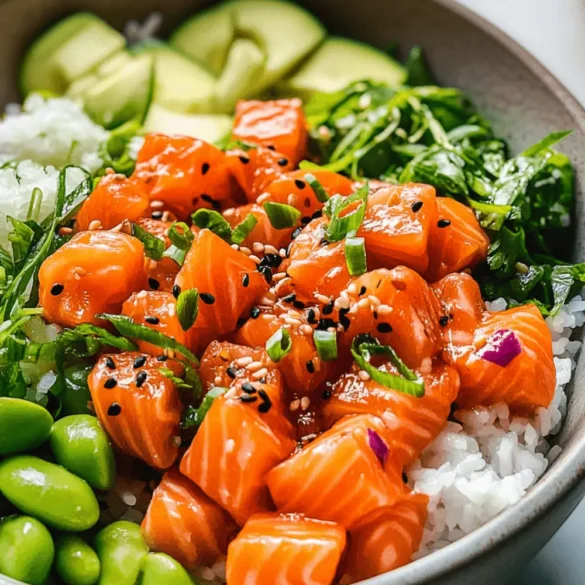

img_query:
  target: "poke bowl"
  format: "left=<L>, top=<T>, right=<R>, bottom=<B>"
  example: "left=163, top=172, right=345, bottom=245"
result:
left=0, top=1, right=585, bottom=585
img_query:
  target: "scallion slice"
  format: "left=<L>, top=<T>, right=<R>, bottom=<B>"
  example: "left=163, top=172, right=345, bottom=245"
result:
left=231, top=213, right=258, bottom=245
left=325, top=182, right=369, bottom=242
left=191, top=209, right=232, bottom=240
left=304, top=173, right=330, bottom=203
left=176, top=288, right=199, bottom=331
left=182, top=387, right=227, bottom=429
left=313, top=329, right=338, bottom=361
left=132, top=222, right=165, bottom=260
left=163, top=221, right=194, bottom=266
left=345, top=236, right=367, bottom=276
left=351, top=335, right=424, bottom=397
left=266, top=327, right=292, bottom=362
left=263, top=202, right=301, bottom=229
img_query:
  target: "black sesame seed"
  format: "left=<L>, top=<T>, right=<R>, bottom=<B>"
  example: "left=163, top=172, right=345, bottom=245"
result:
left=291, top=227, right=302, bottom=240
left=201, top=194, right=221, bottom=210
left=402, top=473, right=409, bottom=483
left=172, top=285, right=181, bottom=299
left=311, top=209, right=323, bottom=220
left=250, top=307, right=261, bottom=319
left=107, top=403, right=121, bottom=416
left=258, top=389, right=270, bottom=402
left=242, top=383, right=257, bottom=394
left=322, top=390, right=332, bottom=400
left=258, top=402, right=272, bottom=413
left=359, top=286, right=367, bottom=296
left=105, top=357, right=116, bottom=370
left=319, top=238, right=328, bottom=247
left=339, top=308, right=351, bottom=331
left=145, top=316, right=160, bottom=325
left=136, top=371, right=148, bottom=388
left=373, top=311, right=378, bottom=320
left=316, top=318, right=337, bottom=331
left=377, top=322, right=393, bottom=333
left=104, top=378, right=117, bottom=389
left=301, top=216, right=311, bottom=226
left=200, top=293, right=216, bottom=305
left=236, top=317, right=247, bottom=328
left=259, top=377, right=267, bottom=384
left=306, top=360, right=315, bottom=374
left=238, top=155, right=250, bottom=164
left=151, top=211, right=163, bottom=220
left=242, top=273, right=250, bottom=288
left=439, top=315, right=449, bottom=327
left=156, top=355, right=168, bottom=362
left=307, top=309, right=317, bottom=324
left=133, top=356, right=147, bottom=369
left=261, top=254, right=282, bottom=268
left=201, top=162, right=210, bottom=175
left=438, top=219, right=451, bottom=228
left=293, top=300, right=306, bottom=310
left=304, top=197, right=311, bottom=208
left=283, top=293, right=296, bottom=303
left=240, top=394, right=257, bottom=403
left=267, top=145, right=276, bottom=151
left=295, top=179, right=306, bottom=190
left=277, top=158, right=288, bottom=166
left=322, top=300, right=334, bottom=315
left=50, top=283, right=64, bottom=296
left=258, top=265, right=273, bottom=284
left=148, top=278, right=160, bottom=290
left=411, top=201, right=423, bottom=213
left=227, top=367, right=237, bottom=379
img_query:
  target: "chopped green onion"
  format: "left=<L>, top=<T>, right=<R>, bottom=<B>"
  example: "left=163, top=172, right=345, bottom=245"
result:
left=263, top=202, right=301, bottom=229
left=351, top=335, right=425, bottom=397
left=304, top=173, right=329, bottom=203
left=97, top=313, right=199, bottom=365
left=26, top=188, right=43, bottom=222
left=191, top=209, right=232, bottom=241
left=231, top=213, right=258, bottom=245
left=313, top=329, right=338, bottom=361
left=298, top=160, right=324, bottom=172
left=163, top=222, right=194, bottom=266
left=266, top=328, right=292, bottom=362
left=58, top=323, right=138, bottom=356
left=345, top=237, right=367, bottom=276
left=132, top=223, right=164, bottom=260
left=325, top=182, right=369, bottom=242
left=176, top=288, right=199, bottom=331
left=182, top=387, right=227, bottom=429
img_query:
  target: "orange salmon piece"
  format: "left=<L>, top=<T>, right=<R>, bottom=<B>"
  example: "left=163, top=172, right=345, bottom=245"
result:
left=340, top=267, right=444, bottom=369
left=282, top=217, right=350, bottom=302
left=451, top=304, right=556, bottom=410
left=324, top=359, right=460, bottom=467
left=357, top=183, right=438, bottom=274
left=180, top=385, right=296, bottom=526
left=133, top=133, right=241, bottom=220
left=39, top=231, right=147, bottom=328
left=75, top=173, right=149, bottom=232
left=266, top=414, right=406, bottom=530
left=232, top=99, right=308, bottom=166
left=345, top=492, right=428, bottom=582
left=121, top=291, right=187, bottom=357
left=425, top=197, right=489, bottom=282
left=142, top=469, right=237, bottom=569
left=174, top=229, right=269, bottom=353
left=88, top=353, right=182, bottom=469
left=223, top=203, right=293, bottom=250
left=226, top=513, right=346, bottom=585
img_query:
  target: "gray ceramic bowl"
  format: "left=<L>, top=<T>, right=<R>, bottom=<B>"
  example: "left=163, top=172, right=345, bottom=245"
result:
left=1, top=1, right=585, bottom=584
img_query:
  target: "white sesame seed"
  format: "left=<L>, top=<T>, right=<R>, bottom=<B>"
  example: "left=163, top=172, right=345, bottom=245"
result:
left=286, top=310, right=302, bottom=319
left=348, top=283, right=358, bottom=295
left=161, top=211, right=171, bottom=222
left=284, top=317, right=302, bottom=327
left=264, top=245, right=279, bottom=255
left=377, top=304, right=392, bottom=315
left=214, top=375, right=223, bottom=386
left=246, top=361, right=263, bottom=372
left=358, top=370, right=371, bottom=382
left=279, top=248, right=287, bottom=259
left=368, top=295, right=381, bottom=307
left=290, top=399, right=300, bottom=412
left=150, top=200, right=164, bottom=209
left=173, top=436, right=182, bottom=447
left=260, top=296, right=276, bottom=306
left=235, top=356, right=253, bottom=367
left=272, top=272, right=288, bottom=282
left=256, top=193, right=270, bottom=204
left=58, top=226, right=73, bottom=236
left=357, top=298, right=371, bottom=309
left=287, top=194, right=296, bottom=206
left=231, top=244, right=240, bottom=250
left=239, top=247, right=251, bottom=256
left=248, top=255, right=261, bottom=264
left=334, top=296, right=350, bottom=310
left=300, top=397, right=310, bottom=410
left=252, top=242, right=265, bottom=254
left=88, top=220, right=102, bottom=231
left=300, top=324, right=313, bottom=335
left=315, top=293, right=331, bottom=305
left=252, top=368, right=268, bottom=380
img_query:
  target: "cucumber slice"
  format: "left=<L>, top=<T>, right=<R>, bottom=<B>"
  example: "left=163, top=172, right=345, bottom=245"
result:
left=71, top=54, right=154, bottom=129
left=134, top=43, right=216, bottom=113
left=229, top=0, right=326, bottom=93
left=144, top=105, right=232, bottom=144
left=279, top=37, right=407, bottom=99
left=170, top=4, right=235, bottom=75
left=214, top=39, right=265, bottom=112
left=21, top=13, right=124, bottom=95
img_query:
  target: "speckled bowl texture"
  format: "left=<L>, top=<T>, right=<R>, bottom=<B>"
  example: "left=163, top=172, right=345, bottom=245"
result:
left=0, top=1, right=585, bottom=584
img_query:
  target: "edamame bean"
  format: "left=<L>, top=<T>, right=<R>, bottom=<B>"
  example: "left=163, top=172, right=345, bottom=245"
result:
left=141, top=553, right=195, bottom=585
left=0, top=455, right=100, bottom=531
left=0, top=397, right=53, bottom=455
left=55, top=534, right=101, bottom=585
left=62, top=363, right=93, bottom=416
left=0, top=515, right=54, bottom=585
left=94, top=521, right=148, bottom=585
left=49, top=415, right=115, bottom=491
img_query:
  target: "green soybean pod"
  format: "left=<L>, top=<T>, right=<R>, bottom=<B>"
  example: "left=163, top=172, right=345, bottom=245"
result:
left=0, top=397, right=53, bottom=455
left=0, top=515, right=55, bottom=585
left=62, top=363, right=93, bottom=416
left=140, top=553, right=195, bottom=585
left=55, top=534, right=101, bottom=585
left=94, top=521, right=148, bottom=585
left=0, top=455, right=100, bottom=532
left=49, top=415, right=116, bottom=491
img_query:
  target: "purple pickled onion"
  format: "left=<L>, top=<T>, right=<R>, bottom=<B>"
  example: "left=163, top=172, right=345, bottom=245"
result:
left=367, top=428, right=389, bottom=466
left=476, top=329, right=522, bottom=367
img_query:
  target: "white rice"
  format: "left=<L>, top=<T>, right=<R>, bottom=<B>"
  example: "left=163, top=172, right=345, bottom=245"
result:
left=409, top=296, right=584, bottom=557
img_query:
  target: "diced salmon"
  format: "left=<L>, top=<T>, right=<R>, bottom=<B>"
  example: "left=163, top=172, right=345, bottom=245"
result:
left=88, top=353, right=182, bottom=469
left=323, top=359, right=460, bottom=467
left=226, top=513, right=346, bottom=585
left=121, top=291, right=187, bottom=357
left=133, top=134, right=241, bottom=220
left=174, top=229, right=270, bottom=353
left=180, top=385, right=296, bottom=525
left=75, top=173, right=150, bottom=232
left=38, top=230, right=147, bottom=328
left=345, top=492, right=428, bottom=582
left=425, top=197, right=489, bottom=282
left=266, top=415, right=406, bottom=530
left=232, top=99, right=308, bottom=166
left=142, top=469, right=237, bottom=569
left=357, top=183, right=438, bottom=274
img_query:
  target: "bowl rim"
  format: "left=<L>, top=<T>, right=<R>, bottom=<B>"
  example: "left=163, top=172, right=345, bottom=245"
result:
left=367, top=0, right=585, bottom=583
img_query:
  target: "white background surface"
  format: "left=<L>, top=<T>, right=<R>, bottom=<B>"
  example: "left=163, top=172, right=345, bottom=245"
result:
left=457, top=1, right=585, bottom=583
